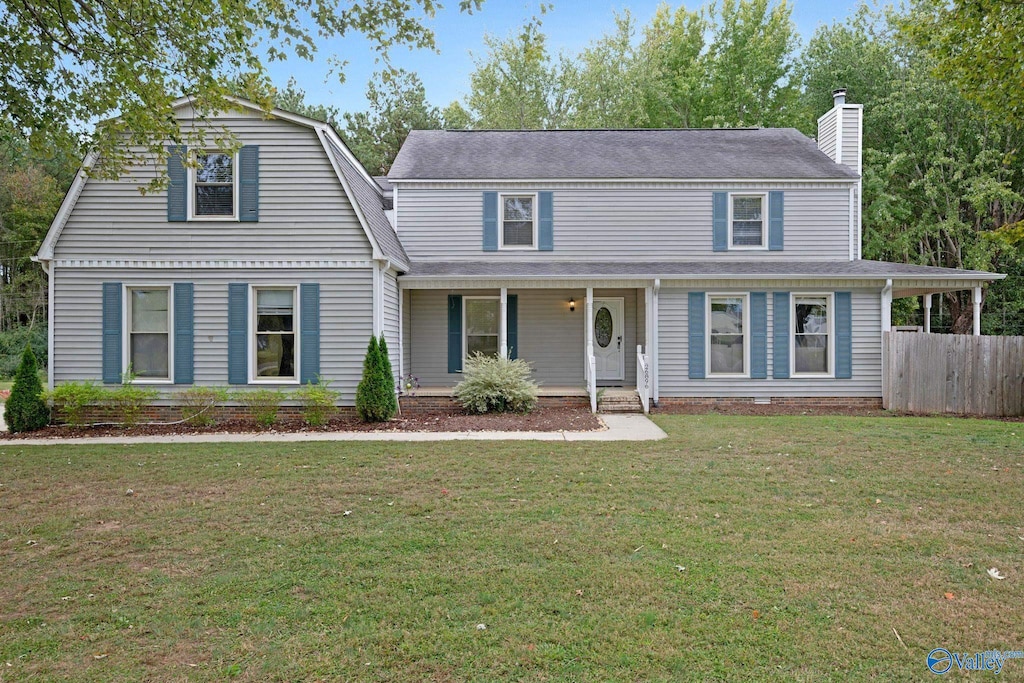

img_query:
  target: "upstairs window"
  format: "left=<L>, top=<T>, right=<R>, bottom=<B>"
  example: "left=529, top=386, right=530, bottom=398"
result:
left=500, top=194, right=536, bottom=248
left=191, top=152, right=236, bottom=219
left=730, top=194, right=766, bottom=248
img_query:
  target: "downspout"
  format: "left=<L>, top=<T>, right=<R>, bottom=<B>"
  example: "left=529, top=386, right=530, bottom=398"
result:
left=652, top=278, right=660, bottom=405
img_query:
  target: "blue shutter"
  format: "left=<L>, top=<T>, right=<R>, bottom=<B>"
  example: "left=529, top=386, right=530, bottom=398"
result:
left=228, top=283, right=248, bottom=385
left=750, top=292, right=768, bottom=379
left=688, top=292, right=706, bottom=379
left=448, top=295, right=463, bottom=373
left=835, top=291, right=852, bottom=379
left=538, top=192, right=553, bottom=251
left=167, top=145, right=187, bottom=222
left=173, top=282, right=194, bottom=385
left=712, top=192, right=728, bottom=252
left=768, top=191, right=784, bottom=251
left=299, top=283, right=320, bottom=384
left=507, top=294, right=518, bottom=360
left=239, top=145, right=259, bottom=222
left=102, top=282, right=123, bottom=384
left=773, top=291, right=790, bottom=379
left=482, top=192, right=498, bottom=251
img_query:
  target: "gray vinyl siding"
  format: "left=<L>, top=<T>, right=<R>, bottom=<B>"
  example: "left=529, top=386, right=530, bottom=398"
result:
left=408, top=288, right=639, bottom=387
left=817, top=110, right=838, bottom=163
left=658, top=287, right=881, bottom=397
left=383, top=269, right=400, bottom=383
left=394, top=183, right=853, bottom=261
left=52, top=266, right=373, bottom=404
left=55, top=115, right=373, bottom=260
left=841, top=107, right=861, bottom=173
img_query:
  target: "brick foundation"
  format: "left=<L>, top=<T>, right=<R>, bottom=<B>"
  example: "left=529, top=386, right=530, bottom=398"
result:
left=653, top=396, right=883, bottom=411
left=398, top=395, right=589, bottom=415
left=54, top=403, right=359, bottom=425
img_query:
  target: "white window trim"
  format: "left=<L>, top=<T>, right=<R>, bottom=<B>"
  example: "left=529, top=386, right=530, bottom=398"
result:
left=727, top=192, right=768, bottom=251
left=187, top=150, right=239, bottom=221
left=791, top=292, right=835, bottom=378
left=248, top=284, right=301, bottom=384
left=122, top=284, right=174, bottom=384
left=706, top=292, right=750, bottom=378
left=498, top=192, right=539, bottom=250
left=463, top=295, right=500, bottom=366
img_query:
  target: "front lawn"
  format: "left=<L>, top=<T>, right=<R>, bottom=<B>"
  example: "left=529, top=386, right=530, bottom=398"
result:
left=0, top=415, right=1021, bottom=681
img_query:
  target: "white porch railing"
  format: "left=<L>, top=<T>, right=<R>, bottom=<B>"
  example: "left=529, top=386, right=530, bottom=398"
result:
left=587, top=351, right=597, bottom=413
left=636, top=345, right=651, bottom=414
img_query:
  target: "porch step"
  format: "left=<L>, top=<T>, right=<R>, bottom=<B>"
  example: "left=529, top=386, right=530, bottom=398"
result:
left=598, top=390, right=644, bottom=414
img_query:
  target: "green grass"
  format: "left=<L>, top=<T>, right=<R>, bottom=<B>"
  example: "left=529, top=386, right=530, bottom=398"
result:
left=0, top=415, right=1022, bottom=681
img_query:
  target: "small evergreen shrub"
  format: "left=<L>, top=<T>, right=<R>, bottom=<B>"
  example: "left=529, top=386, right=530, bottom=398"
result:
left=46, top=381, right=105, bottom=427
left=454, top=353, right=538, bottom=414
left=292, top=377, right=339, bottom=426
left=236, top=388, right=284, bottom=427
left=355, top=335, right=398, bottom=422
left=112, top=370, right=158, bottom=427
left=176, top=386, right=228, bottom=427
left=6, top=346, right=49, bottom=432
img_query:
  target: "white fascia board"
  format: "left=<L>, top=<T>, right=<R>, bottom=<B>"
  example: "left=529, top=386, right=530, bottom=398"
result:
left=37, top=150, right=98, bottom=260
left=387, top=177, right=860, bottom=185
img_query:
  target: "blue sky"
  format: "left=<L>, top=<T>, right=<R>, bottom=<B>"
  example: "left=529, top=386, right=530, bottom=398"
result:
left=264, top=0, right=869, bottom=116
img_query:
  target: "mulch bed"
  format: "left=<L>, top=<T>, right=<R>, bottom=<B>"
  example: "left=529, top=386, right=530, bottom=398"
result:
left=0, top=407, right=605, bottom=440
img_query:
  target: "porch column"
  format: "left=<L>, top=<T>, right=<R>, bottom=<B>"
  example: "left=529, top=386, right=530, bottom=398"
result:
left=585, top=287, right=594, bottom=375
left=973, top=286, right=982, bottom=336
left=881, top=279, right=892, bottom=333
left=923, top=293, right=932, bottom=333
left=881, top=279, right=892, bottom=409
left=499, top=287, right=508, bottom=358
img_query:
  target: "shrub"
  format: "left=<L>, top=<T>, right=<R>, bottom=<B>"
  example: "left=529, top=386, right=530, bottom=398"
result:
left=6, top=346, right=49, bottom=432
left=236, top=388, right=284, bottom=427
left=176, top=386, right=228, bottom=427
left=454, top=353, right=538, bottom=414
left=112, top=371, right=158, bottom=427
left=292, top=377, right=339, bottom=426
left=355, top=335, right=397, bottom=422
left=46, top=381, right=105, bottom=427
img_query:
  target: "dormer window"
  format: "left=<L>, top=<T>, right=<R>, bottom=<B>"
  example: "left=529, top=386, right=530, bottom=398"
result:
left=730, top=194, right=766, bottom=248
left=190, top=152, right=237, bottom=219
left=500, top=194, right=537, bottom=249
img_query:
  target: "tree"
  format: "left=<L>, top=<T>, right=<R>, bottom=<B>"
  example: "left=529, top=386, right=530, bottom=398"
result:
left=342, top=70, right=443, bottom=175
left=6, top=345, right=48, bottom=432
left=355, top=335, right=397, bottom=422
left=274, top=78, right=341, bottom=126
left=902, top=0, right=1024, bottom=128
left=0, top=0, right=482, bottom=184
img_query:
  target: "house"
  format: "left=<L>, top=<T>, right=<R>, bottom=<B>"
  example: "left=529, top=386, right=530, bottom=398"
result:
left=36, top=90, right=1002, bottom=414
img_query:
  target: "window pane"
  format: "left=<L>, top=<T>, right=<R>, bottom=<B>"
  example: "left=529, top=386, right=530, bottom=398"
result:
left=503, top=221, right=534, bottom=246
left=795, top=335, right=829, bottom=373
left=195, top=186, right=234, bottom=215
left=131, top=289, right=168, bottom=333
left=710, top=334, right=744, bottom=374
left=710, top=298, right=743, bottom=334
left=197, top=153, right=233, bottom=183
left=733, top=196, right=762, bottom=220
left=257, top=290, right=294, bottom=332
left=256, top=333, right=295, bottom=377
left=465, top=299, right=498, bottom=335
left=732, top=221, right=763, bottom=246
left=131, top=333, right=168, bottom=378
left=795, top=298, right=829, bottom=334
left=503, top=196, right=533, bottom=221
left=467, top=335, right=499, bottom=357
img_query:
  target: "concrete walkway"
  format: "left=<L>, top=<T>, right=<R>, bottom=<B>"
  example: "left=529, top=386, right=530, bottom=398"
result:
left=2, top=414, right=667, bottom=446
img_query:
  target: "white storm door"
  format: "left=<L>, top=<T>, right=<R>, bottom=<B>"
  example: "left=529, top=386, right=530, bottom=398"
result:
left=593, top=298, right=624, bottom=381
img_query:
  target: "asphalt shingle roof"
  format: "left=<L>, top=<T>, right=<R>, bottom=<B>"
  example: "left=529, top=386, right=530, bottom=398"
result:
left=389, top=128, right=860, bottom=181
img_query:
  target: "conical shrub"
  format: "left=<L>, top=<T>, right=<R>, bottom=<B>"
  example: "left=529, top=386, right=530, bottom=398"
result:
left=6, top=345, right=49, bottom=433
left=356, top=335, right=397, bottom=422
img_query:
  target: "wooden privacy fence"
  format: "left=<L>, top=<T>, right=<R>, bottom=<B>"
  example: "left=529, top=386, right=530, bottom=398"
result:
left=884, top=331, right=1024, bottom=416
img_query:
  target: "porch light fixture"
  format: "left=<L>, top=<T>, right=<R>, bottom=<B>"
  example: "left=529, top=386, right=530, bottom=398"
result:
left=569, top=297, right=576, bottom=312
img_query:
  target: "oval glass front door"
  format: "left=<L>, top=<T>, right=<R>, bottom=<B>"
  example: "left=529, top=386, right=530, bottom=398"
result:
left=595, top=307, right=613, bottom=348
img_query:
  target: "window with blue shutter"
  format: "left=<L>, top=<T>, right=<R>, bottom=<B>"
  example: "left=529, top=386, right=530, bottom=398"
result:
left=102, top=282, right=123, bottom=384
left=688, top=292, right=706, bottom=379
left=507, top=294, right=518, bottom=359
left=299, top=283, right=320, bottom=384
left=228, top=283, right=249, bottom=385
left=750, top=292, right=767, bottom=379
left=482, top=193, right=498, bottom=251
left=712, top=192, right=728, bottom=252
left=167, top=146, right=187, bottom=222
left=239, top=145, right=259, bottom=222
left=768, top=191, right=784, bottom=251
left=773, top=291, right=790, bottom=379
left=538, top=192, right=553, bottom=251
left=835, top=291, right=852, bottom=379
left=173, top=283, right=194, bottom=384
left=447, top=295, right=463, bottom=373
